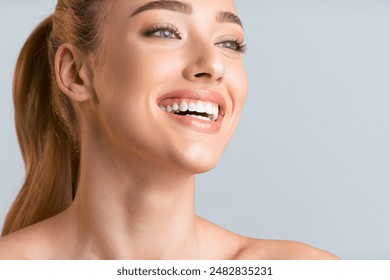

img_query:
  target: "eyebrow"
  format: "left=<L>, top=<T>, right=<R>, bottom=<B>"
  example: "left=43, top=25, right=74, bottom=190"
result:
left=131, top=0, right=243, bottom=28
left=131, top=0, right=193, bottom=17
left=216, top=11, right=243, bottom=28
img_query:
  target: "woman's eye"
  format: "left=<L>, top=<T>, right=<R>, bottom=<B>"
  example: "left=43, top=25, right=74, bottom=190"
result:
left=153, top=29, right=179, bottom=39
left=216, top=40, right=247, bottom=53
left=144, top=24, right=182, bottom=40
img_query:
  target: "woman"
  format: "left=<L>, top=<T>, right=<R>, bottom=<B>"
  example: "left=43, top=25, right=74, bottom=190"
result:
left=0, top=0, right=338, bottom=259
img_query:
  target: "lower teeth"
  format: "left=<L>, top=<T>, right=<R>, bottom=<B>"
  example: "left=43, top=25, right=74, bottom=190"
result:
left=164, top=110, right=216, bottom=121
left=185, top=114, right=212, bottom=121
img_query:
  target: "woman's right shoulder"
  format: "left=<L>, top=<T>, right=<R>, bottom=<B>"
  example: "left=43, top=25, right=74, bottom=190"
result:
left=0, top=231, right=31, bottom=259
left=0, top=220, right=58, bottom=259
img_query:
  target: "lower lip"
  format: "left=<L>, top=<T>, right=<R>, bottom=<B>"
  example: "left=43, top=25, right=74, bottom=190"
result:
left=163, top=111, right=222, bottom=134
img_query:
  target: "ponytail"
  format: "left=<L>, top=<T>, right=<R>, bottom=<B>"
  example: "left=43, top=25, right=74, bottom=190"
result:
left=2, top=0, right=110, bottom=236
left=1, top=16, right=80, bottom=236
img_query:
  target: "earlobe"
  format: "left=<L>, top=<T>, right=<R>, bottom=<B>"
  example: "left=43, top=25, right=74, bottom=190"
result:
left=55, top=44, right=93, bottom=102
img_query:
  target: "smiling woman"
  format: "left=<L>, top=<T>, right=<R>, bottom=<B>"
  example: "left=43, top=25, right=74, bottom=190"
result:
left=0, top=0, right=338, bottom=260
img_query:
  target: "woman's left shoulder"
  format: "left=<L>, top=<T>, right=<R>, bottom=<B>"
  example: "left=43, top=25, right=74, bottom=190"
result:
left=236, top=237, right=340, bottom=260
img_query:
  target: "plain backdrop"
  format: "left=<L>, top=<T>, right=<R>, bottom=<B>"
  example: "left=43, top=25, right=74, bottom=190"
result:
left=1, top=0, right=389, bottom=260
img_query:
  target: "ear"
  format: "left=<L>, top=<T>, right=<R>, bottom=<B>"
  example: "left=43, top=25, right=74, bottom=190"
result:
left=55, top=43, right=94, bottom=102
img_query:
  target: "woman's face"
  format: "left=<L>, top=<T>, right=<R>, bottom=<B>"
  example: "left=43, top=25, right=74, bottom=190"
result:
left=90, top=0, right=248, bottom=173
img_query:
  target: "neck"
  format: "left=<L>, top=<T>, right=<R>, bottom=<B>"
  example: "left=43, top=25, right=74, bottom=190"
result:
left=66, top=137, right=202, bottom=259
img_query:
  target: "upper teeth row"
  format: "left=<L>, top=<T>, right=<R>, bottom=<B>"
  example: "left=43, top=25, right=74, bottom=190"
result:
left=159, top=100, right=219, bottom=121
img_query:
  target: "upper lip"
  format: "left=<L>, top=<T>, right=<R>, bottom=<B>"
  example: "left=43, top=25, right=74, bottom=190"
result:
left=157, top=89, right=227, bottom=116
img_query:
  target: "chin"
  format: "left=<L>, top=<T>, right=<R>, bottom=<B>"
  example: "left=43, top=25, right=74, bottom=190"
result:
left=184, top=158, right=219, bottom=174
left=176, top=144, right=223, bottom=174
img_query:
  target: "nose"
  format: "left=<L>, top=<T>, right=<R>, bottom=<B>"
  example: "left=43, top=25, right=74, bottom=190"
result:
left=182, top=40, right=225, bottom=84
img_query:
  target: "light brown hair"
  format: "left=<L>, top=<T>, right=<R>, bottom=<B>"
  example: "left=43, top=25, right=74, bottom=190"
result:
left=2, top=0, right=111, bottom=236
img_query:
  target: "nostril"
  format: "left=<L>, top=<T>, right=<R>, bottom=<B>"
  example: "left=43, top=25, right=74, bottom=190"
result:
left=194, top=72, right=211, bottom=78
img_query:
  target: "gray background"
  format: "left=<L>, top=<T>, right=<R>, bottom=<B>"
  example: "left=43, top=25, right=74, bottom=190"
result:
left=1, top=0, right=389, bottom=260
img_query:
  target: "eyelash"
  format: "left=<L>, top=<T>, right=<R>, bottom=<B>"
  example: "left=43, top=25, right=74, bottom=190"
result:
left=217, top=39, right=247, bottom=54
left=143, top=24, right=182, bottom=39
left=143, top=24, right=247, bottom=54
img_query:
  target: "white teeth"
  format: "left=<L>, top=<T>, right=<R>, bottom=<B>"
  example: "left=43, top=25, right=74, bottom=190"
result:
left=196, top=101, right=206, bottom=113
left=179, top=101, right=188, bottom=112
left=205, top=103, right=213, bottom=115
left=211, top=106, right=218, bottom=121
left=213, top=105, right=219, bottom=120
left=172, top=102, right=179, bottom=112
left=188, top=102, right=196, bottom=112
left=198, top=116, right=210, bottom=121
left=159, top=100, right=220, bottom=121
left=186, top=114, right=212, bottom=121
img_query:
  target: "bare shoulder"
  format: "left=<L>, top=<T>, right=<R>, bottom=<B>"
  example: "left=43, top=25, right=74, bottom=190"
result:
left=0, top=216, right=66, bottom=260
left=236, top=237, right=340, bottom=260
left=0, top=230, right=34, bottom=259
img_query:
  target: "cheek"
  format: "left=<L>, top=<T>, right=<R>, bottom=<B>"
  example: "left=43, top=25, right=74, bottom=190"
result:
left=95, top=42, right=178, bottom=134
left=102, top=47, right=172, bottom=96
left=223, top=62, right=249, bottom=134
left=90, top=47, right=164, bottom=152
left=230, top=63, right=249, bottom=110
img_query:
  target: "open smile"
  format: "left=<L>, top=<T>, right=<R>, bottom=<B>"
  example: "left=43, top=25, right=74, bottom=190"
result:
left=157, top=89, right=227, bottom=133
left=159, top=99, right=219, bottom=122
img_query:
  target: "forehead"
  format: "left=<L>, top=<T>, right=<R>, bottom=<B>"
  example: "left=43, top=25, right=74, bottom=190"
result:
left=111, top=0, right=239, bottom=17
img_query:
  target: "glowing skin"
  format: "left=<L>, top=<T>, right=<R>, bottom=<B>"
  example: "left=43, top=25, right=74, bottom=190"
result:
left=0, top=0, right=339, bottom=260
left=89, top=0, right=248, bottom=174
left=70, top=0, right=248, bottom=259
